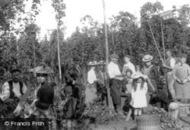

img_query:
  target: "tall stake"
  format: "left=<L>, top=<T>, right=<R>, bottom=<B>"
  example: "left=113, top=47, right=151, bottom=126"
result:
left=57, top=21, right=62, bottom=80
left=32, top=33, right=36, bottom=76
left=161, top=19, right=166, bottom=61
left=102, top=0, right=114, bottom=112
left=148, top=21, right=164, bottom=64
left=111, top=27, right=115, bottom=53
left=16, top=39, right=19, bottom=65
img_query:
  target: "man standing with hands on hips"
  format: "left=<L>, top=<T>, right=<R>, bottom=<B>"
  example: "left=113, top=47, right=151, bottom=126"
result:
left=108, top=54, right=124, bottom=116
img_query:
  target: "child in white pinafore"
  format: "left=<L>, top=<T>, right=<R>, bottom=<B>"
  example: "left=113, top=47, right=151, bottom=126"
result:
left=131, top=74, right=148, bottom=116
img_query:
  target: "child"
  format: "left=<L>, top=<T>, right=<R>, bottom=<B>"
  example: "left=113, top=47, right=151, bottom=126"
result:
left=122, top=69, right=133, bottom=113
left=126, top=74, right=148, bottom=121
left=131, top=74, right=148, bottom=116
left=124, top=69, right=133, bottom=94
left=135, top=64, right=142, bottom=75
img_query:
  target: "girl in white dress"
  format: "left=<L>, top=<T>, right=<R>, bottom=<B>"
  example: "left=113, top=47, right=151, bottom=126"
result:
left=131, top=74, right=148, bottom=116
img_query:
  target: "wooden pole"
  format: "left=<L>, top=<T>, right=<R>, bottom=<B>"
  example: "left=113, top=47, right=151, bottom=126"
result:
left=148, top=21, right=164, bottom=64
left=111, top=26, right=115, bottom=54
left=32, top=33, right=36, bottom=76
left=57, top=21, right=62, bottom=81
left=161, top=19, right=166, bottom=61
left=16, top=39, right=19, bottom=65
left=102, top=0, right=114, bottom=112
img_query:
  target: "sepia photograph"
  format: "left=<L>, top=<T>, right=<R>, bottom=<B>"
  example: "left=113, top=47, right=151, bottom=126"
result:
left=0, top=0, right=190, bottom=129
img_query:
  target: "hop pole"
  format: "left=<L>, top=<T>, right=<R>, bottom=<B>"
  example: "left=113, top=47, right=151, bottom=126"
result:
left=57, top=20, right=62, bottom=81
left=148, top=21, right=164, bottom=64
left=161, top=19, right=166, bottom=61
left=102, top=0, right=114, bottom=113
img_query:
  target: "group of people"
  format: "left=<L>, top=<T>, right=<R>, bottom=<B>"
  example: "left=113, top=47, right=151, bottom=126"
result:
left=0, top=49, right=190, bottom=125
left=0, top=66, right=56, bottom=119
left=87, top=50, right=190, bottom=121
left=107, top=53, right=157, bottom=119
left=0, top=64, right=85, bottom=130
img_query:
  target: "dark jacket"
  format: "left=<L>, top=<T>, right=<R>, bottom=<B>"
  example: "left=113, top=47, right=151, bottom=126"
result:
left=35, top=82, right=54, bottom=110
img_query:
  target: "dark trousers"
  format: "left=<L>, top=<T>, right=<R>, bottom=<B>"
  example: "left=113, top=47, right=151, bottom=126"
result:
left=109, top=78, right=122, bottom=112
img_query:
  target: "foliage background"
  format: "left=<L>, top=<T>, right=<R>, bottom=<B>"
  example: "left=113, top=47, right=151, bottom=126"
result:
left=0, top=1, right=190, bottom=80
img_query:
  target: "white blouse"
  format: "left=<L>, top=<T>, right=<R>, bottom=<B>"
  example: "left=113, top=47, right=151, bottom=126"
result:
left=87, top=69, right=97, bottom=84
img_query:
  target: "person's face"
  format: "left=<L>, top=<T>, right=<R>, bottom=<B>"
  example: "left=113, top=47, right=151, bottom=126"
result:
left=166, top=51, right=171, bottom=57
left=136, top=65, right=140, bottom=71
left=12, top=71, right=20, bottom=82
left=126, top=72, right=132, bottom=77
left=145, top=61, right=151, bottom=66
left=181, top=57, right=186, bottom=64
left=99, top=66, right=103, bottom=71
left=112, top=58, right=118, bottom=63
left=124, top=57, right=130, bottom=63
left=37, top=74, right=47, bottom=83
left=137, top=78, right=143, bottom=83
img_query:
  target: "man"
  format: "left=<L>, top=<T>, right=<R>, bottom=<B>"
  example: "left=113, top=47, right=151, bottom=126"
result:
left=173, top=54, right=190, bottom=102
left=96, top=61, right=107, bottom=103
left=108, top=54, right=124, bottom=114
left=0, top=67, right=27, bottom=117
left=122, top=55, right=136, bottom=77
left=142, top=54, right=158, bottom=105
left=162, top=50, right=176, bottom=100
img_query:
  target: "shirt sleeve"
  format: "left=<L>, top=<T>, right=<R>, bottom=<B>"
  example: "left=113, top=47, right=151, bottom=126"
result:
left=122, top=65, right=127, bottom=75
left=131, top=65, right=136, bottom=77
left=22, top=83, right=28, bottom=94
left=186, top=65, right=190, bottom=81
left=0, top=82, right=10, bottom=101
left=170, top=58, right=176, bottom=69
left=143, top=82, right=148, bottom=93
left=172, top=66, right=177, bottom=80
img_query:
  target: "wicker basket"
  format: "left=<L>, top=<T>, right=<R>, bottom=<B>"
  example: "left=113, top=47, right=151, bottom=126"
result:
left=136, top=115, right=161, bottom=130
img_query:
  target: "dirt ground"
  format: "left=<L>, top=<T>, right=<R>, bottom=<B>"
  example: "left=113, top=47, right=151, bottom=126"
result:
left=91, top=118, right=137, bottom=130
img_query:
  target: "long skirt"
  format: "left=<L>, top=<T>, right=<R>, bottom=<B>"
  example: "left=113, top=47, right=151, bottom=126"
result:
left=85, top=83, right=97, bottom=104
left=109, top=79, right=121, bottom=105
left=174, top=81, right=190, bottom=99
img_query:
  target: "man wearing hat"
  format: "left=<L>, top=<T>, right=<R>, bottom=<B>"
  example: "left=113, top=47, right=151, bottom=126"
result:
left=0, top=67, right=27, bottom=117
left=108, top=54, right=124, bottom=115
left=173, top=54, right=190, bottom=102
left=142, top=54, right=158, bottom=105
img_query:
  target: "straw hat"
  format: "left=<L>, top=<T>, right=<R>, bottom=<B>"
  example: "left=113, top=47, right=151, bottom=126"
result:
left=132, top=73, right=145, bottom=80
left=29, top=66, right=54, bottom=74
left=98, top=61, right=106, bottom=65
left=88, top=61, right=99, bottom=66
left=142, top=54, right=153, bottom=62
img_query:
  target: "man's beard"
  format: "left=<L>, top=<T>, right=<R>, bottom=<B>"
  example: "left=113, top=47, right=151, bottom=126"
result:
left=12, top=77, right=19, bottom=82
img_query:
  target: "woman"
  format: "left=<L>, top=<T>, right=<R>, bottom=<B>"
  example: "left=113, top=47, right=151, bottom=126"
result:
left=173, top=54, right=190, bottom=102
